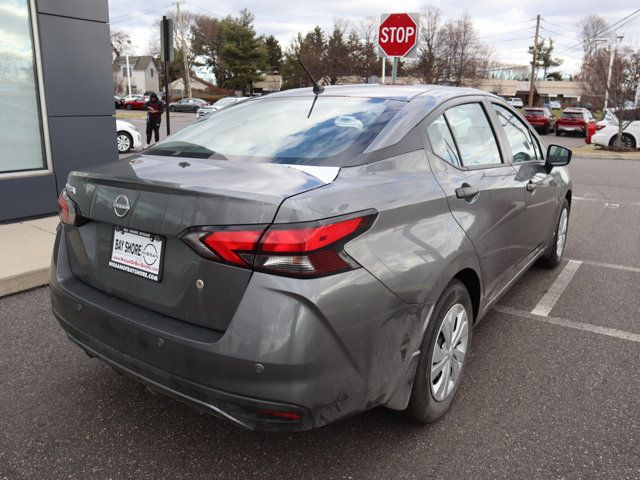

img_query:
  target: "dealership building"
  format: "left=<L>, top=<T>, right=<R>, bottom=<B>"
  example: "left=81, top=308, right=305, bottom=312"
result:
left=1, top=0, right=114, bottom=222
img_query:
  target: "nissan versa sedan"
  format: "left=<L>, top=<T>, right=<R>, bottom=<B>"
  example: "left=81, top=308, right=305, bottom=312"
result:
left=51, top=85, right=572, bottom=432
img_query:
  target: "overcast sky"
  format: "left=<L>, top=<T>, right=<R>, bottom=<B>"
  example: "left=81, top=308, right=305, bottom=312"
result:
left=108, top=0, right=640, bottom=76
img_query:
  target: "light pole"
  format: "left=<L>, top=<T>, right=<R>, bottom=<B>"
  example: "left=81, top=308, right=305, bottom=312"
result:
left=124, top=39, right=132, bottom=97
left=596, top=35, right=624, bottom=111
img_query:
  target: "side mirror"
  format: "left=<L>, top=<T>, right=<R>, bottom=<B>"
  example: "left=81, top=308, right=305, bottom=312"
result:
left=546, top=145, right=572, bottom=168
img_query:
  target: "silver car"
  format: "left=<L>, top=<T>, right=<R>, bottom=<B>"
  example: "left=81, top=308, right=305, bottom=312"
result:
left=51, top=85, right=572, bottom=431
left=196, top=96, right=248, bottom=121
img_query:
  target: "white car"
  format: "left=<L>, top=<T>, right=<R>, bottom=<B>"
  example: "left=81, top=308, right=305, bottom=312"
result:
left=507, top=97, right=524, bottom=108
left=591, top=109, right=640, bottom=149
left=116, top=119, right=142, bottom=154
left=196, top=96, right=248, bottom=121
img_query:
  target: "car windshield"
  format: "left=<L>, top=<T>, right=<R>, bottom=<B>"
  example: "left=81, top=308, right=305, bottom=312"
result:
left=561, top=111, right=583, bottom=119
left=146, top=96, right=402, bottom=165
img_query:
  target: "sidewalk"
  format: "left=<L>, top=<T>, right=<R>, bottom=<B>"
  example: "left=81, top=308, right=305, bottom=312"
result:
left=0, top=215, right=58, bottom=298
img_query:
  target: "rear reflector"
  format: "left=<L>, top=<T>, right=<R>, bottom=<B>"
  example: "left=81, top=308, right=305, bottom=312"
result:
left=181, top=212, right=376, bottom=277
left=255, top=409, right=301, bottom=421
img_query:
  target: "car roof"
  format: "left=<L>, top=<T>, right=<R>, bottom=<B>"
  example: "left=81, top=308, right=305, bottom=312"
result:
left=268, top=83, right=485, bottom=102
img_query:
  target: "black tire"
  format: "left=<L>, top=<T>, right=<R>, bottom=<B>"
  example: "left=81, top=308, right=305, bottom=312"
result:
left=126, top=104, right=132, bottom=110
left=555, top=129, right=561, bottom=136
left=405, top=280, right=473, bottom=423
left=539, top=199, right=570, bottom=268
left=193, top=106, right=199, bottom=113
left=116, top=131, right=132, bottom=154
left=609, top=134, right=637, bottom=149
left=169, top=106, right=176, bottom=112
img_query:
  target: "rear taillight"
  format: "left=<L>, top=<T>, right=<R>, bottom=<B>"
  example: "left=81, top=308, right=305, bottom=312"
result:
left=181, top=212, right=376, bottom=278
left=596, top=124, right=606, bottom=131
left=57, top=190, right=79, bottom=226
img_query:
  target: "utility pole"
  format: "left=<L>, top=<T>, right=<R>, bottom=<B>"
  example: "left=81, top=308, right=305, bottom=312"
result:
left=604, top=34, right=623, bottom=111
left=125, top=54, right=132, bottom=97
left=528, top=14, right=541, bottom=107
left=176, top=1, right=191, bottom=99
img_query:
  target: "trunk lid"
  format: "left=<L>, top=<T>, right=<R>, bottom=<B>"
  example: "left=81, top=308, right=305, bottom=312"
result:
left=63, top=155, right=333, bottom=332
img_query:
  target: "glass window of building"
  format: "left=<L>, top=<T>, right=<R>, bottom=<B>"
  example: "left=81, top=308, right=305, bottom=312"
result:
left=0, top=0, right=47, bottom=174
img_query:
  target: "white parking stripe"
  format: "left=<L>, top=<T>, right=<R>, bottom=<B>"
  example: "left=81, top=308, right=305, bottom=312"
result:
left=495, top=305, right=640, bottom=344
left=574, top=196, right=640, bottom=207
left=531, top=260, right=582, bottom=317
left=569, top=259, right=640, bottom=274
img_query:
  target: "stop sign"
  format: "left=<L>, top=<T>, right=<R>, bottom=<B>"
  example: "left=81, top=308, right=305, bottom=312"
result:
left=378, top=13, right=418, bottom=57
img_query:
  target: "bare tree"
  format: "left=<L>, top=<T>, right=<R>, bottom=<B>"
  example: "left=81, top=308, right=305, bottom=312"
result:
left=583, top=45, right=640, bottom=147
left=110, top=28, right=131, bottom=58
left=577, top=15, right=609, bottom=59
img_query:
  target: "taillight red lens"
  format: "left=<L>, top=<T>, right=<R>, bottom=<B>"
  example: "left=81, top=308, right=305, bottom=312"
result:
left=181, top=213, right=376, bottom=277
left=201, top=229, right=263, bottom=266
left=57, top=191, right=78, bottom=226
left=596, top=124, right=606, bottom=131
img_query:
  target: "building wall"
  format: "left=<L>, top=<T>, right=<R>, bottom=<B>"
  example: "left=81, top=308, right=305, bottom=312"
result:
left=0, top=0, right=116, bottom=222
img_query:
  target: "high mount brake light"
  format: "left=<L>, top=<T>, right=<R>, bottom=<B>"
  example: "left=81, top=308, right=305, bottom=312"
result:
left=57, top=191, right=79, bottom=226
left=181, top=213, right=376, bottom=278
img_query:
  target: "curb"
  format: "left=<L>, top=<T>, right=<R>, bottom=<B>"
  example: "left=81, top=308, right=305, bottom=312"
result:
left=0, top=267, right=49, bottom=298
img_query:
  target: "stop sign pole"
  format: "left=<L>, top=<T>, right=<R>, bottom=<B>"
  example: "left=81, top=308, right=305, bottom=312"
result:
left=378, top=13, right=419, bottom=84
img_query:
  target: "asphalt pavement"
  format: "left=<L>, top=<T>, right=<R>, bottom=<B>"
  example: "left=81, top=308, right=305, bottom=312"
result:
left=1, top=155, right=639, bottom=480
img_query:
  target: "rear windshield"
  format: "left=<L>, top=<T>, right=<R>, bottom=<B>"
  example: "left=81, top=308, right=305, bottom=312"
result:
left=524, top=108, right=543, bottom=115
left=147, top=96, right=403, bottom=165
left=561, top=111, right=583, bottom=119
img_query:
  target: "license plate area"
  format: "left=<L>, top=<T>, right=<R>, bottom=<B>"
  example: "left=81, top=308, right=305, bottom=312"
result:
left=109, top=226, right=164, bottom=282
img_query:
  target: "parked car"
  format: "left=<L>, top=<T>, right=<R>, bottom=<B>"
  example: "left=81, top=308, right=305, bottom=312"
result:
left=556, top=108, right=594, bottom=137
left=544, top=101, right=562, bottom=110
left=507, top=97, right=524, bottom=108
left=52, top=85, right=572, bottom=432
left=196, top=96, right=248, bottom=121
left=523, top=106, right=556, bottom=134
left=591, top=108, right=640, bottom=148
left=124, top=96, right=149, bottom=110
left=169, top=98, right=209, bottom=112
left=114, top=95, right=125, bottom=109
left=116, top=119, right=142, bottom=154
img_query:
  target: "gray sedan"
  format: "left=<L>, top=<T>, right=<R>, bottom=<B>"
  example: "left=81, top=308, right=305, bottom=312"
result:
left=168, top=98, right=209, bottom=112
left=51, top=84, right=572, bottom=432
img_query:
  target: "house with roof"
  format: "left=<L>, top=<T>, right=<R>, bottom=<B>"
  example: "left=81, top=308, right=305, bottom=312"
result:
left=112, top=56, right=160, bottom=95
left=471, top=78, right=584, bottom=107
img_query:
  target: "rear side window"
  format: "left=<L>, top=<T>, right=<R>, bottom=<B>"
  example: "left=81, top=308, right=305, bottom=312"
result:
left=426, top=115, right=461, bottom=166
left=444, top=103, right=502, bottom=167
left=493, top=104, right=540, bottom=162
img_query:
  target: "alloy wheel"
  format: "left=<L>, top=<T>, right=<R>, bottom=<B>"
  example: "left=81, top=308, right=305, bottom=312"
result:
left=430, top=303, right=469, bottom=402
left=117, top=134, right=131, bottom=153
left=556, top=207, right=568, bottom=258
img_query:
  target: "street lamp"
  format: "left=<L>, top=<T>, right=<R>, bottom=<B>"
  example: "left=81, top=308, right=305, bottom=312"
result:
left=124, top=39, right=132, bottom=97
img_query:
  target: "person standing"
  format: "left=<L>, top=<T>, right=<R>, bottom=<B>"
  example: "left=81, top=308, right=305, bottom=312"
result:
left=145, top=92, right=164, bottom=146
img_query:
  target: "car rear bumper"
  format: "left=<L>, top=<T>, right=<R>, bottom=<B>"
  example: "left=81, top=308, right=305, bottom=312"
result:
left=50, top=225, right=424, bottom=431
left=557, top=124, right=586, bottom=133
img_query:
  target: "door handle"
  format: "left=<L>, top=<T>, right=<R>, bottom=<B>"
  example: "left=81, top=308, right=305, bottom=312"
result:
left=455, top=184, right=480, bottom=201
left=526, top=181, right=537, bottom=193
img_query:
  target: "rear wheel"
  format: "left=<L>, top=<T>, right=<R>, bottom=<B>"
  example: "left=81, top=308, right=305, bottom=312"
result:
left=555, top=129, right=561, bottom=136
left=116, top=131, right=132, bottom=154
left=609, top=134, right=636, bottom=149
left=126, top=104, right=132, bottom=110
left=539, top=199, right=569, bottom=268
left=169, top=106, right=176, bottom=112
left=405, top=280, right=472, bottom=423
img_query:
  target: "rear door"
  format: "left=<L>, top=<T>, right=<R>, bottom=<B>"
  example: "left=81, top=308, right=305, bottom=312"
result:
left=490, top=103, right=559, bottom=253
left=424, top=99, right=528, bottom=301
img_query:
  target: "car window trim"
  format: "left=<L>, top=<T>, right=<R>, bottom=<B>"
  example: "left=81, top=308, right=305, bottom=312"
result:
left=420, top=96, right=507, bottom=172
left=488, top=100, right=546, bottom=166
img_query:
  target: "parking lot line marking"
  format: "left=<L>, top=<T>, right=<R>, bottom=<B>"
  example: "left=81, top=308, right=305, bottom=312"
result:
left=494, top=305, right=640, bottom=344
left=531, top=260, right=582, bottom=317
left=574, top=196, right=640, bottom=207
left=568, top=259, right=640, bottom=274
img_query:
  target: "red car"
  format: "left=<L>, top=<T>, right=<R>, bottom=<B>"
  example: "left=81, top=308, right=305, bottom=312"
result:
left=556, top=108, right=594, bottom=138
left=124, top=96, right=149, bottom=110
left=523, top=107, right=556, bottom=134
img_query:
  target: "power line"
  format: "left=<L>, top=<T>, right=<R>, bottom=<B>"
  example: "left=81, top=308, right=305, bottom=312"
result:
left=110, top=3, right=174, bottom=23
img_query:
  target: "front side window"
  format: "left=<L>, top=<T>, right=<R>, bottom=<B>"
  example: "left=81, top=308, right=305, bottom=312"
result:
left=147, top=96, right=403, bottom=165
left=426, top=115, right=460, bottom=166
left=493, top=104, right=539, bottom=162
left=444, top=103, right=502, bottom=167
left=0, top=0, right=47, bottom=174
